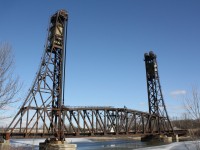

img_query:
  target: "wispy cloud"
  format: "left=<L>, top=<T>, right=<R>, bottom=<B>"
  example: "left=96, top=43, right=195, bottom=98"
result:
left=2, top=105, right=17, bottom=111
left=166, top=104, right=186, bottom=117
left=166, top=104, right=185, bottom=110
left=170, top=90, right=186, bottom=97
left=139, top=102, right=146, bottom=106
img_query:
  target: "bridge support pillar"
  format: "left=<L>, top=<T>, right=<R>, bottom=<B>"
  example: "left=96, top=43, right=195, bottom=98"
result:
left=172, top=134, right=179, bottom=142
left=162, top=134, right=179, bottom=142
left=0, top=139, right=10, bottom=150
left=163, top=136, right=172, bottom=143
left=39, top=138, right=77, bottom=150
left=0, top=132, right=10, bottom=150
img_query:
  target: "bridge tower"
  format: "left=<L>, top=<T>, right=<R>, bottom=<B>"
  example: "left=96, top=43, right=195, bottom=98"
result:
left=6, top=10, right=68, bottom=141
left=144, top=51, right=173, bottom=133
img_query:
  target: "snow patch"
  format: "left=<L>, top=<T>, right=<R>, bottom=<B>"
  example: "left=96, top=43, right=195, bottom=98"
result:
left=136, top=141, right=200, bottom=150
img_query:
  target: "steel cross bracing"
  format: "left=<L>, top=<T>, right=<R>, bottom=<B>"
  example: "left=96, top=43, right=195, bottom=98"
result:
left=2, top=10, right=175, bottom=140
left=6, top=10, right=68, bottom=141
left=144, top=51, right=173, bottom=134
left=6, top=107, right=173, bottom=139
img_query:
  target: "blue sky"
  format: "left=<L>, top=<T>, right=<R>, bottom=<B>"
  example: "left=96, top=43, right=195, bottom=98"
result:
left=1, top=0, right=200, bottom=118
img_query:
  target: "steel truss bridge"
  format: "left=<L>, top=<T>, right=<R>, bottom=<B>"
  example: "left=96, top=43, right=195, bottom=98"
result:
left=1, top=10, right=178, bottom=141
left=7, top=107, right=173, bottom=139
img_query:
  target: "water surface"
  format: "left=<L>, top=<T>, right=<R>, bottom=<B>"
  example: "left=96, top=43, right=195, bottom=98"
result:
left=10, top=138, right=198, bottom=150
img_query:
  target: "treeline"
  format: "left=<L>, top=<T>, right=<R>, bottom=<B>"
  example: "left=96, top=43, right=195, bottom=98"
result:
left=171, top=119, right=200, bottom=130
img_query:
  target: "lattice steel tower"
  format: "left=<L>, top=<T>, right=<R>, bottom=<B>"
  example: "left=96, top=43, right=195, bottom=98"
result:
left=7, top=10, right=68, bottom=141
left=144, top=51, right=173, bottom=133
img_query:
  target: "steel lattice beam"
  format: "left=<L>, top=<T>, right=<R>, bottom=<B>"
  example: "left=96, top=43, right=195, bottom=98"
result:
left=6, top=107, right=173, bottom=139
left=6, top=10, right=68, bottom=141
left=144, top=51, right=173, bottom=134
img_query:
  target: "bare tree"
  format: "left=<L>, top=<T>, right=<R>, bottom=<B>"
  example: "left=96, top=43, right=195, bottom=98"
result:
left=184, top=87, right=200, bottom=122
left=0, top=43, right=21, bottom=117
left=183, top=87, right=200, bottom=150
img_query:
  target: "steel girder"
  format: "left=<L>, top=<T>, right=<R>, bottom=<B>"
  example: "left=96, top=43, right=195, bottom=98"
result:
left=62, top=107, right=173, bottom=136
left=6, top=107, right=173, bottom=139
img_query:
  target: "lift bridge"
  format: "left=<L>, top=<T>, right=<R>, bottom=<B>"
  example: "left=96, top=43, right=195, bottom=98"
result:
left=2, top=10, right=175, bottom=141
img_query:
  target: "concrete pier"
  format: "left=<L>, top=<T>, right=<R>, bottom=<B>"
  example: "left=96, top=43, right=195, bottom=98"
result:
left=39, top=138, right=77, bottom=150
left=172, top=134, right=179, bottom=142
left=163, top=134, right=179, bottom=142
left=163, top=136, right=172, bottom=143
left=0, top=139, right=10, bottom=150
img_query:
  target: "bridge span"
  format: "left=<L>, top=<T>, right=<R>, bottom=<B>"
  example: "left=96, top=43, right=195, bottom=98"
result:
left=5, top=107, right=173, bottom=139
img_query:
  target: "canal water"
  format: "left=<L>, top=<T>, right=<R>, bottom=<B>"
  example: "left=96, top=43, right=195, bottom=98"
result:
left=9, top=138, right=198, bottom=150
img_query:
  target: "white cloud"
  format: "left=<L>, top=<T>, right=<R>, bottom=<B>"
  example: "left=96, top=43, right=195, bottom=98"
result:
left=170, top=90, right=186, bottom=96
